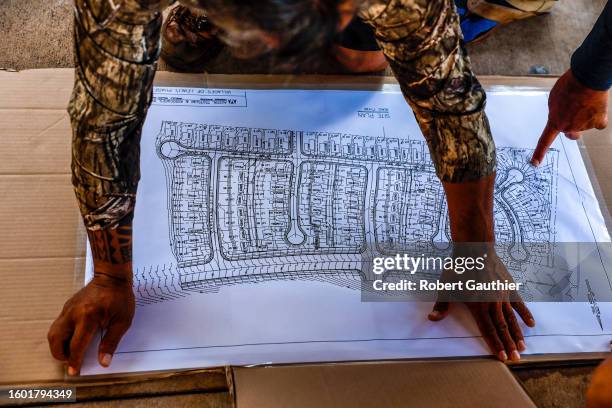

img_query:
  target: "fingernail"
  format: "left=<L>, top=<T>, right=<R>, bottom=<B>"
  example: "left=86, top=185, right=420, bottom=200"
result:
left=511, top=350, right=521, bottom=362
left=530, top=159, right=540, bottom=167
left=428, top=311, right=441, bottom=320
left=518, top=340, right=526, bottom=351
left=101, top=353, right=112, bottom=367
left=68, top=366, right=77, bottom=376
left=498, top=351, right=508, bottom=361
left=528, top=318, right=536, bottom=327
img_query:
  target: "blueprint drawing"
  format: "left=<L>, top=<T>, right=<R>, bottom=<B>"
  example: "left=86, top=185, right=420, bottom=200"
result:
left=82, top=86, right=612, bottom=375
left=151, top=120, right=565, bottom=303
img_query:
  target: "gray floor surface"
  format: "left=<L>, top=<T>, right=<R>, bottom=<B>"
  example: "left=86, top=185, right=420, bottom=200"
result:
left=0, top=0, right=607, bottom=76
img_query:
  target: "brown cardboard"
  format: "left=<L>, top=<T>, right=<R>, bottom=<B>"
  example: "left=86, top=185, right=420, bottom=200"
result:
left=0, top=70, right=81, bottom=384
left=0, top=69, right=609, bottom=392
left=233, top=360, right=537, bottom=408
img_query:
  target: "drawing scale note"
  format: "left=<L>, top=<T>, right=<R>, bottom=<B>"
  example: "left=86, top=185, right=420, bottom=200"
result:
left=82, top=85, right=612, bottom=375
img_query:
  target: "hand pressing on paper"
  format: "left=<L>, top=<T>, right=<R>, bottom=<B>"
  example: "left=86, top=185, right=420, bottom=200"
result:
left=48, top=271, right=134, bottom=375
left=427, top=252, right=536, bottom=362
left=438, top=175, right=536, bottom=362
left=531, top=69, right=608, bottom=166
left=49, top=218, right=135, bottom=375
left=47, top=273, right=134, bottom=375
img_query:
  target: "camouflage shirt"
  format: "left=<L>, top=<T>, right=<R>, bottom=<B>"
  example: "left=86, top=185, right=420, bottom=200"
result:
left=69, top=0, right=496, bottom=231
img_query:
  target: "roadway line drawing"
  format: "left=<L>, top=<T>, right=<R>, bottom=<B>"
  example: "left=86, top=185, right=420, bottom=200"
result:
left=144, top=120, right=563, bottom=303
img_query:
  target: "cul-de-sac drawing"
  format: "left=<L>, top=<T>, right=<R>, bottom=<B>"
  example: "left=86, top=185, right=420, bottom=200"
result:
left=134, top=120, right=563, bottom=305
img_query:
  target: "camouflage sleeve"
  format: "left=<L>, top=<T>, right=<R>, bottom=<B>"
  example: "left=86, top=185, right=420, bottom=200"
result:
left=68, top=0, right=176, bottom=231
left=359, top=0, right=496, bottom=182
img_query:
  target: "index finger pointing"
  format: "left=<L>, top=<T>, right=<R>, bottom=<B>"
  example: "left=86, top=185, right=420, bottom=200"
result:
left=531, top=121, right=559, bottom=167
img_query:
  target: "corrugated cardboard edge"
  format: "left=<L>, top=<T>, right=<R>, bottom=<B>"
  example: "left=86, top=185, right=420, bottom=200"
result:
left=232, top=360, right=537, bottom=408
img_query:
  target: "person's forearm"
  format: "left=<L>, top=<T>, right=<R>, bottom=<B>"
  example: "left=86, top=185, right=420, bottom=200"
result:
left=69, top=0, right=170, bottom=231
left=444, top=174, right=495, bottom=243
left=88, top=217, right=134, bottom=283
left=361, top=0, right=496, bottom=184
left=571, top=0, right=612, bottom=91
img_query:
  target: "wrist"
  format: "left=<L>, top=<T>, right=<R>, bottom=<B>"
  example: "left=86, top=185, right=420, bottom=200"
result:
left=86, top=215, right=134, bottom=284
left=444, top=175, right=496, bottom=243
left=568, top=66, right=611, bottom=93
left=93, top=261, right=133, bottom=286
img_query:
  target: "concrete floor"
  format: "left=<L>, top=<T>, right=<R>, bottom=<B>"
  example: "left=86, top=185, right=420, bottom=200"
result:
left=0, top=0, right=607, bottom=76
left=0, top=1, right=609, bottom=407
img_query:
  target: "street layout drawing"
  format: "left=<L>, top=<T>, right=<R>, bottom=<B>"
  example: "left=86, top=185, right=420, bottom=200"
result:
left=146, top=121, right=562, bottom=304
left=82, top=86, right=612, bottom=375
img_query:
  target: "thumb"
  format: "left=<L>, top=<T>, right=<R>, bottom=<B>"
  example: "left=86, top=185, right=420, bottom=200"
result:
left=98, top=322, right=130, bottom=367
left=428, top=301, right=450, bottom=321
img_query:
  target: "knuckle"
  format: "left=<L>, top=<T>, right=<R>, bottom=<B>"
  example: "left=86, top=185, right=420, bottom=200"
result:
left=47, top=319, right=66, bottom=341
left=82, top=303, right=96, bottom=315
left=78, top=303, right=100, bottom=320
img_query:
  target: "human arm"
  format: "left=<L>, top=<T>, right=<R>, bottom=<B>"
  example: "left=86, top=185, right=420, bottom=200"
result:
left=531, top=1, right=611, bottom=165
left=47, top=222, right=135, bottom=375
left=433, top=175, right=535, bottom=362
left=47, top=0, right=174, bottom=375
left=359, top=0, right=534, bottom=360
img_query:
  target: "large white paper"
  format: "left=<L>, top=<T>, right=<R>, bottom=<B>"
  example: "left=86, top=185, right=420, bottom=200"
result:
left=82, top=85, right=611, bottom=375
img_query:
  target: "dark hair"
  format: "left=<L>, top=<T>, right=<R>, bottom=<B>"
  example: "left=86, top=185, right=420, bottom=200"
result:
left=197, top=0, right=344, bottom=65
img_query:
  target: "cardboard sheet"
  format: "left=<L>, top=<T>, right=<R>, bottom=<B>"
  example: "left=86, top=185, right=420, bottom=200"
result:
left=81, top=84, right=612, bottom=375
left=2, top=69, right=610, bottom=386
left=233, top=361, right=536, bottom=408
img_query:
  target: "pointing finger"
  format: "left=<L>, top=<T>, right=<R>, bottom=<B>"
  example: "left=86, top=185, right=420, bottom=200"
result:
left=531, top=121, right=559, bottom=167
